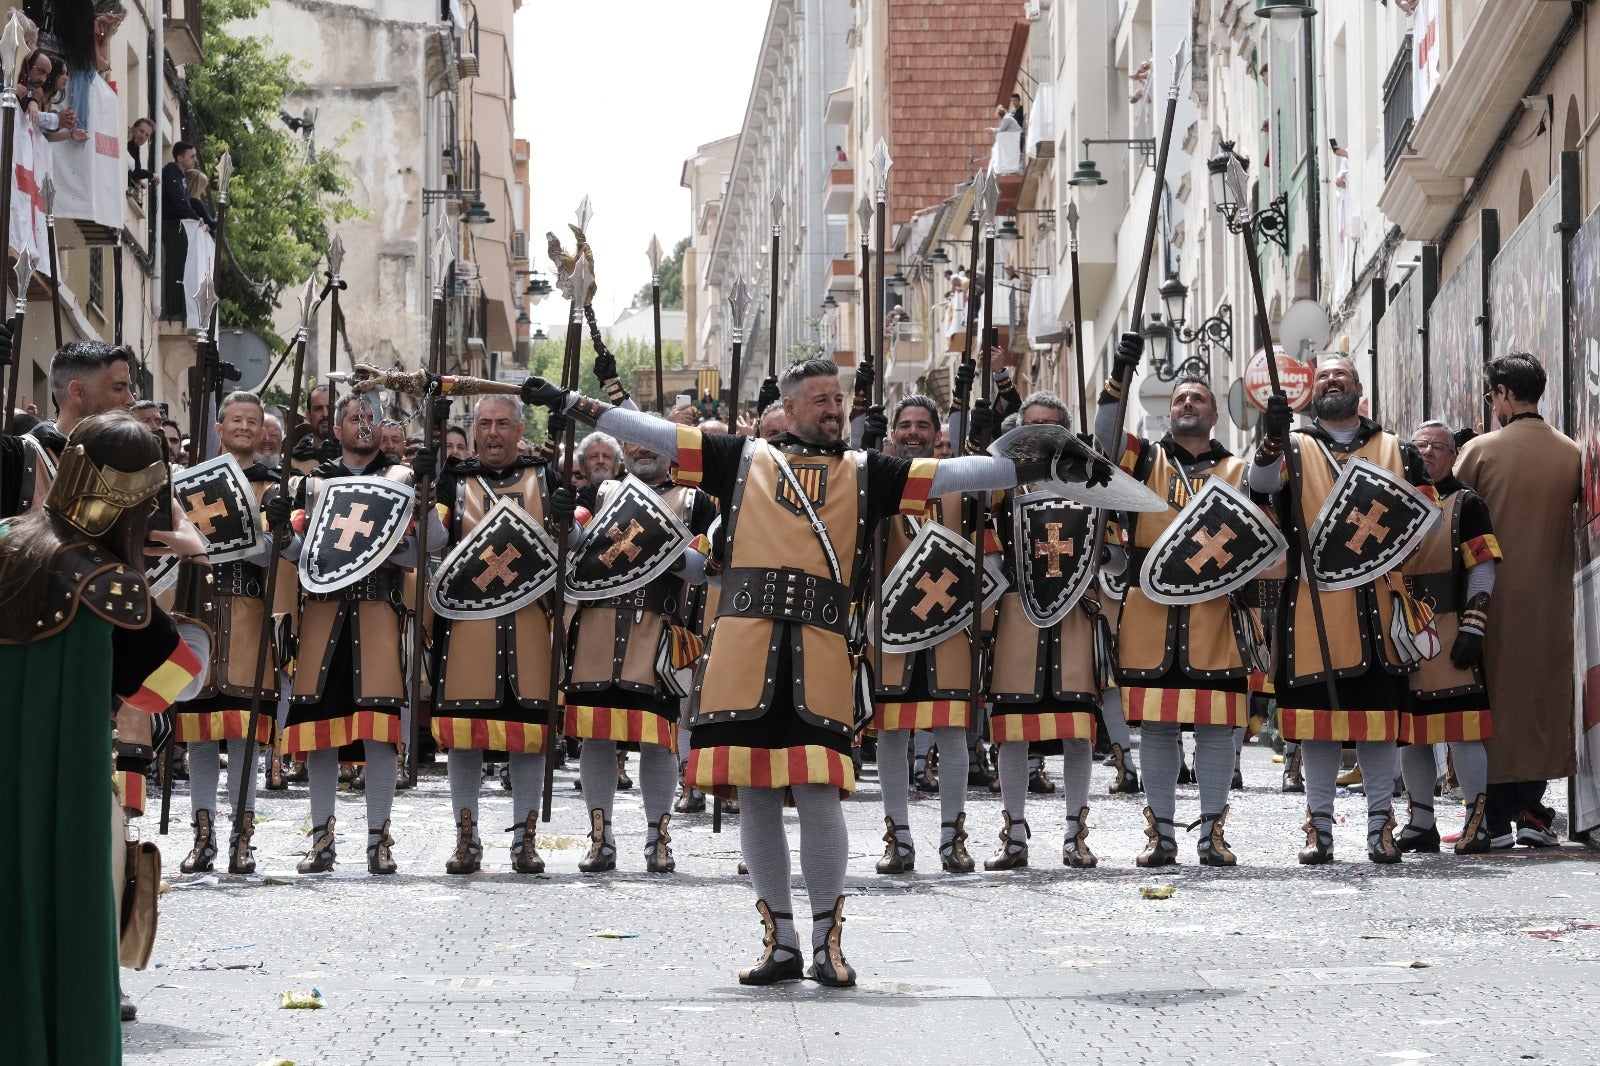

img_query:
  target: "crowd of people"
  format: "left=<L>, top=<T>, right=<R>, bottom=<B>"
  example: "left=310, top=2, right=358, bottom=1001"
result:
left=0, top=320, right=1582, bottom=1059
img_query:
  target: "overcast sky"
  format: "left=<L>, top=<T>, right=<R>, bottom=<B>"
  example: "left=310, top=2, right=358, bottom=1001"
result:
left=513, top=2, right=770, bottom=330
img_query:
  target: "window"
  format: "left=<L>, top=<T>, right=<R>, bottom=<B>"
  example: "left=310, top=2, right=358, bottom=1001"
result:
left=88, top=248, right=104, bottom=314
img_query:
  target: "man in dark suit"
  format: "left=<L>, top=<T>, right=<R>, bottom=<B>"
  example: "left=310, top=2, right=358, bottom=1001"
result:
left=161, top=140, right=199, bottom=320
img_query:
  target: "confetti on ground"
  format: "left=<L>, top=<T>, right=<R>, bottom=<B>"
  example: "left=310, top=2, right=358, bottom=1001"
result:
left=590, top=929, right=639, bottom=939
left=1141, top=886, right=1175, bottom=900
left=279, top=989, right=324, bottom=1009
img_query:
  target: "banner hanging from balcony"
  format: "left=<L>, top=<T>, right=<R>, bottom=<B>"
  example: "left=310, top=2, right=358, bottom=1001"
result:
left=52, top=74, right=122, bottom=230
left=9, top=115, right=49, bottom=275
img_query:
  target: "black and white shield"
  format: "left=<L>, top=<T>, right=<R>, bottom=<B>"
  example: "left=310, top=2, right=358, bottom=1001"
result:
left=1139, top=477, right=1288, bottom=605
left=429, top=499, right=559, bottom=620
left=1013, top=489, right=1098, bottom=627
left=299, top=475, right=415, bottom=594
left=877, top=520, right=1005, bottom=653
left=988, top=423, right=1165, bottom=512
left=1307, top=457, right=1440, bottom=591
left=145, top=552, right=180, bottom=598
left=565, top=474, right=691, bottom=600
left=172, top=454, right=263, bottom=564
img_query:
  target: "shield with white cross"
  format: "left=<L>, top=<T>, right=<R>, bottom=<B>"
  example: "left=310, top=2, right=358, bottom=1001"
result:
left=564, top=474, right=692, bottom=600
left=1307, top=457, right=1440, bottom=591
left=299, top=475, right=415, bottom=594
left=1138, top=477, right=1287, bottom=605
left=876, top=519, right=1005, bottom=653
left=429, top=498, right=559, bottom=620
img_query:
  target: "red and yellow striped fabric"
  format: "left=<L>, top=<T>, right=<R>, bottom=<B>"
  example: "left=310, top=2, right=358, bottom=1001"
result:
left=282, top=709, right=402, bottom=756
left=1116, top=430, right=1141, bottom=475
left=899, top=458, right=937, bottom=516
left=670, top=426, right=705, bottom=485
left=430, top=716, right=549, bottom=754
left=1123, top=686, right=1248, bottom=727
left=990, top=710, right=1095, bottom=744
left=687, top=744, right=855, bottom=793
left=873, top=699, right=972, bottom=732
left=1400, top=709, right=1493, bottom=744
left=1461, top=533, right=1501, bottom=569
left=173, top=708, right=272, bottom=744
left=1277, top=707, right=1399, bottom=742
left=115, top=769, right=147, bottom=816
left=563, top=705, right=676, bottom=750
left=123, top=639, right=205, bottom=715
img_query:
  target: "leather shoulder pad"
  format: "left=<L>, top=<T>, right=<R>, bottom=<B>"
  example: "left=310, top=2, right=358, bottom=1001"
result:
left=72, top=551, right=152, bottom=631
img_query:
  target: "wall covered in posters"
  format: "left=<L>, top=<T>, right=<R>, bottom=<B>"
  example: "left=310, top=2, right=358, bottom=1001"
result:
left=1427, top=240, right=1482, bottom=434
left=1490, top=180, right=1565, bottom=431
left=1374, top=268, right=1424, bottom=434
left=1568, top=199, right=1600, bottom=834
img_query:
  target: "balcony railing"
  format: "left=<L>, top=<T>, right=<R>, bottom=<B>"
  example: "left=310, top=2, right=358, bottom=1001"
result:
left=458, top=4, right=479, bottom=79
left=1383, top=34, right=1414, bottom=178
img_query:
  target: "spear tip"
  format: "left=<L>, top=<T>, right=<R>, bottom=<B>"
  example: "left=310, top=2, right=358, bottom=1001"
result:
left=729, top=278, right=751, bottom=329
left=327, top=233, right=345, bottom=277
left=217, top=152, right=234, bottom=199
left=298, top=275, right=316, bottom=328
left=41, top=175, right=54, bottom=216
left=855, top=194, right=873, bottom=230
left=575, top=195, right=593, bottom=233
left=646, top=234, right=663, bottom=272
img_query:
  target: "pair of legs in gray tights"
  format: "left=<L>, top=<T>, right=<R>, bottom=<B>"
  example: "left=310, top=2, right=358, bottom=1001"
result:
left=739, top=784, right=848, bottom=968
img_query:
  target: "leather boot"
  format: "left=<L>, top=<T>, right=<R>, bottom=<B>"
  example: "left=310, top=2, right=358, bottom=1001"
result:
left=396, top=744, right=416, bottom=791
left=578, top=807, right=617, bottom=872
left=1367, top=810, right=1402, bottom=864
left=1454, top=793, right=1492, bottom=855
left=265, top=756, right=288, bottom=791
left=297, top=815, right=337, bottom=873
left=228, top=812, right=257, bottom=875
left=367, top=819, right=398, bottom=875
left=1191, top=805, right=1237, bottom=867
left=673, top=762, right=705, bottom=813
left=285, top=759, right=308, bottom=783
left=179, top=809, right=217, bottom=874
left=875, top=815, right=915, bottom=874
left=1108, top=744, right=1141, bottom=795
left=1177, top=755, right=1195, bottom=785
left=510, top=810, right=545, bottom=874
left=646, top=813, right=676, bottom=873
left=444, top=808, right=482, bottom=875
left=983, top=811, right=1030, bottom=870
left=1028, top=761, right=1055, bottom=793
left=1298, top=810, right=1334, bottom=865
left=616, top=752, right=633, bottom=790
left=1136, top=807, right=1178, bottom=868
left=1397, top=793, right=1442, bottom=853
left=806, top=895, right=856, bottom=988
left=738, top=899, right=802, bottom=985
left=939, top=812, right=975, bottom=873
left=1281, top=746, right=1305, bottom=793
left=1062, top=805, right=1098, bottom=868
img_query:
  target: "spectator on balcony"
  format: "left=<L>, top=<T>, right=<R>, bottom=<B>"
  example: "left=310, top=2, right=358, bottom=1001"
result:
left=127, top=116, right=154, bottom=188
left=1009, top=92, right=1026, bottom=141
left=184, top=168, right=217, bottom=231
left=835, top=145, right=847, bottom=164
left=34, top=55, right=86, bottom=144
left=161, top=140, right=200, bottom=320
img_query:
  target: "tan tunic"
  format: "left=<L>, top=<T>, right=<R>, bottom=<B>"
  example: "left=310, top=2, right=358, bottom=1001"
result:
left=1455, top=416, right=1581, bottom=782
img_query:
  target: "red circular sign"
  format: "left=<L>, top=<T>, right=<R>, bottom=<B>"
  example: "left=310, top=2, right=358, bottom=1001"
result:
left=1244, top=347, right=1314, bottom=411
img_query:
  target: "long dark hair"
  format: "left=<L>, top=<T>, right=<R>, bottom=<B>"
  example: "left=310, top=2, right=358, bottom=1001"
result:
left=0, top=412, right=163, bottom=627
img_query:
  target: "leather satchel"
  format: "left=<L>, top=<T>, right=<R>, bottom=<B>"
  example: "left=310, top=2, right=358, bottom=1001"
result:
left=119, top=839, right=161, bottom=970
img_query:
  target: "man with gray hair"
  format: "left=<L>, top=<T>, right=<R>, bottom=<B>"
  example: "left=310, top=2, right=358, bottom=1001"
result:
left=256, top=411, right=284, bottom=467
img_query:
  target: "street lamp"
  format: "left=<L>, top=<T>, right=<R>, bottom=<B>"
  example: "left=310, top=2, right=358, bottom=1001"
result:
left=822, top=293, right=838, bottom=310
left=464, top=199, right=494, bottom=238
left=996, top=218, right=1021, bottom=241
left=1069, top=158, right=1107, bottom=202
left=887, top=269, right=909, bottom=291
left=1159, top=270, right=1234, bottom=370
left=1255, top=0, right=1315, bottom=42
left=929, top=245, right=951, bottom=266
left=1141, top=315, right=1172, bottom=374
left=532, top=326, right=547, bottom=342
left=1206, top=141, right=1290, bottom=253
left=1159, top=272, right=1188, bottom=325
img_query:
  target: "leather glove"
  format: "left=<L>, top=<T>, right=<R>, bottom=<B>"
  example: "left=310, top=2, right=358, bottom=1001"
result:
left=410, top=448, right=436, bottom=479
left=521, top=375, right=567, bottom=409
left=316, top=438, right=341, bottom=463
left=545, top=410, right=568, bottom=442
left=0, top=317, right=12, bottom=367
left=952, top=360, right=976, bottom=402
left=861, top=404, right=888, bottom=450
left=1262, top=393, right=1293, bottom=438
left=593, top=345, right=618, bottom=384
left=264, top=495, right=294, bottom=530
left=1112, top=330, right=1143, bottom=379
left=430, top=397, right=452, bottom=426
left=1450, top=628, right=1484, bottom=671
left=854, top=359, right=876, bottom=395
left=757, top=376, right=780, bottom=412
left=968, top=398, right=997, bottom=446
left=548, top=485, right=577, bottom=526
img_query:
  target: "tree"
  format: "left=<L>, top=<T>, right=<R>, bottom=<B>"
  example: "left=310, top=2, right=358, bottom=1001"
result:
left=632, top=236, right=690, bottom=309
left=186, top=0, right=361, bottom=340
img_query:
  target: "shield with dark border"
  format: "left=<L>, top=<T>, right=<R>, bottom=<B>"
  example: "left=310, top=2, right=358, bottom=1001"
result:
left=299, top=475, right=415, bottom=594
left=987, top=423, right=1166, bottom=512
left=1307, top=457, right=1440, bottom=591
left=172, top=454, right=263, bottom=564
left=429, top=499, right=559, bottom=620
left=1139, top=477, right=1288, bottom=605
left=565, top=474, right=691, bottom=600
left=876, top=520, right=1005, bottom=653
left=1012, top=488, right=1098, bottom=627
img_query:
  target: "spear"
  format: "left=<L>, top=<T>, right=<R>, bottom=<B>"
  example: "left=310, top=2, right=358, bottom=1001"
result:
left=855, top=195, right=872, bottom=412
left=210, top=153, right=233, bottom=342
left=1066, top=200, right=1089, bottom=431
left=647, top=234, right=664, bottom=413
left=966, top=171, right=1000, bottom=718
left=542, top=195, right=591, bottom=820
left=871, top=141, right=891, bottom=411
left=727, top=277, right=750, bottom=425
left=2, top=245, right=32, bottom=434
left=954, top=171, right=985, bottom=455
left=324, top=232, right=347, bottom=417
left=867, top=146, right=892, bottom=700
left=0, top=13, right=21, bottom=431
left=768, top=190, right=782, bottom=378
left=228, top=276, right=317, bottom=845
left=41, top=176, right=59, bottom=351
left=978, top=175, right=999, bottom=444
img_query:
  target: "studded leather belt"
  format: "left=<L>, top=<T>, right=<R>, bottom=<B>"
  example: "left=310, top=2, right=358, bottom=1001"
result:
left=717, top=567, right=851, bottom=636
left=309, top=568, right=404, bottom=605
left=589, top=581, right=677, bottom=617
left=212, top=560, right=266, bottom=599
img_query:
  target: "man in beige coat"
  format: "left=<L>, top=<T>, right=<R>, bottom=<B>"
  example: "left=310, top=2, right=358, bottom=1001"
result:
left=1455, top=354, right=1582, bottom=847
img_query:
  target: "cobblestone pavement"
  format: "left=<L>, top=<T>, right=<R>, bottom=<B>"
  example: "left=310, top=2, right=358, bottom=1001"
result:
left=124, top=739, right=1600, bottom=1065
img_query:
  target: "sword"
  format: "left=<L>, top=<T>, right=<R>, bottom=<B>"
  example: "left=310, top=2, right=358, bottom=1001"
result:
left=229, top=276, right=317, bottom=845
left=0, top=14, right=24, bottom=431
left=648, top=235, right=665, bottom=413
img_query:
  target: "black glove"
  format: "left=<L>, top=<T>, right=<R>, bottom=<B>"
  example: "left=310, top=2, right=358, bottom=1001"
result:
left=521, top=375, right=567, bottom=409
left=430, top=397, right=452, bottom=426
left=854, top=359, right=876, bottom=395
left=411, top=448, right=436, bottom=479
left=264, top=495, right=294, bottom=530
left=861, top=404, right=888, bottom=450
left=1112, top=330, right=1143, bottom=379
left=545, top=411, right=568, bottom=442
left=968, top=398, right=997, bottom=445
left=316, top=438, right=341, bottom=463
left=548, top=485, right=577, bottom=526
left=593, top=345, right=618, bottom=384
left=1450, top=628, right=1484, bottom=671
left=952, top=360, right=976, bottom=402
left=1262, top=393, right=1293, bottom=438
left=757, top=376, right=780, bottom=412
left=0, top=317, right=12, bottom=368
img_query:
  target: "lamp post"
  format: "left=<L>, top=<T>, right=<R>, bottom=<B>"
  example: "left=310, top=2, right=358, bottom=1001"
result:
left=1255, top=0, right=1315, bottom=42
left=1206, top=142, right=1290, bottom=253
